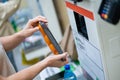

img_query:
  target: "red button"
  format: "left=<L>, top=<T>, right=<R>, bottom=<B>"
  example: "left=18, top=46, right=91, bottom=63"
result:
left=101, top=13, right=108, bottom=19
left=101, top=13, right=105, bottom=18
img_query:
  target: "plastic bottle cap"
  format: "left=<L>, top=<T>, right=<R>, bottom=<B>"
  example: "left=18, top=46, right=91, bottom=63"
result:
left=64, top=64, right=70, bottom=70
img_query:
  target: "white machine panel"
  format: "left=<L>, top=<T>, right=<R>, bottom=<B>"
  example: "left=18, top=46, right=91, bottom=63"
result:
left=65, top=0, right=120, bottom=80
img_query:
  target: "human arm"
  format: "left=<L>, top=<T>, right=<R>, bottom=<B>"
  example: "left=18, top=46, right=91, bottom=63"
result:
left=0, top=52, right=68, bottom=80
left=0, top=16, right=47, bottom=51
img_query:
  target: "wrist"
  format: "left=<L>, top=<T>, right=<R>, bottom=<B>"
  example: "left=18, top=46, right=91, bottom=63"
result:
left=16, top=31, right=26, bottom=40
left=41, top=59, right=49, bottom=68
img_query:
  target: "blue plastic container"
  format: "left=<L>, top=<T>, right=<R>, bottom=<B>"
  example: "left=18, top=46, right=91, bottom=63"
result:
left=64, top=64, right=77, bottom=80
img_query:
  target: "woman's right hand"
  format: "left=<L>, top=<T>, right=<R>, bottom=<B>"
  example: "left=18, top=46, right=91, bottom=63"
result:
left=43, top=52, right=69, bottom=68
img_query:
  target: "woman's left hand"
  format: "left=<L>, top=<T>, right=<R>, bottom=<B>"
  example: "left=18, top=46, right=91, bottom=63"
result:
left=20, top=16, right=47, bottom=38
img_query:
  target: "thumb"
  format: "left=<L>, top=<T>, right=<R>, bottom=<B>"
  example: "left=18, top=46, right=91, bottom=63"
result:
left=31, top=27, right=39, bottom=33
left=55, top=52, right=68, bottom=60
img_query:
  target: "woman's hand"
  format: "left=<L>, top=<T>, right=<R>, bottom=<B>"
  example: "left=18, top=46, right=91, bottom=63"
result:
left=20, top=16, right=47, bottom=38
left=43, top=52, right=69, bottom=68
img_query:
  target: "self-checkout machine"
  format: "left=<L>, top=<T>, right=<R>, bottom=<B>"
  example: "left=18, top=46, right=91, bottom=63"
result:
left=65, top=0, right=120, bottom=80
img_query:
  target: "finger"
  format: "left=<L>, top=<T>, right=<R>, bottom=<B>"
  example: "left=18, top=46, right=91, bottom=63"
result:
left=36, top=17, right=47, bottom=22
left=31, top=17, right=47, bottom=23
left=63, top=57, right=69, bottom=63
left=58, top=59, right=69, bottom=67
left=29, top=27, right=39, bottom=33
left=55, top=52, right=68, bottom=60
left=37, top=16, right=46, bottom=19
left=29, top=17, right=47, bottom=25
left=61, top=55, right=69, bottom=63
left=33, top=27, right=39, bottom=31
left=36, top=16, right=48, bottom=22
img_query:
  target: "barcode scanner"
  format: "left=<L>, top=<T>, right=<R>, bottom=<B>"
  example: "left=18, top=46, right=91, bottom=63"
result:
left=38, top=22, right=66, bottom=61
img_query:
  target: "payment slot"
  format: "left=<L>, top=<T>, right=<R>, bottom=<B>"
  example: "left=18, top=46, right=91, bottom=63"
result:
left=38, top=22, right=63, bottom=55
left=98, top=0, right=120, bottom=24
left=73, top=12, right=88, bottom=40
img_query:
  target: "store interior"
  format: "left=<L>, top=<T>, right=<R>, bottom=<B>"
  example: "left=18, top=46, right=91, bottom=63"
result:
left=0, top=0, right=120, bottom=80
